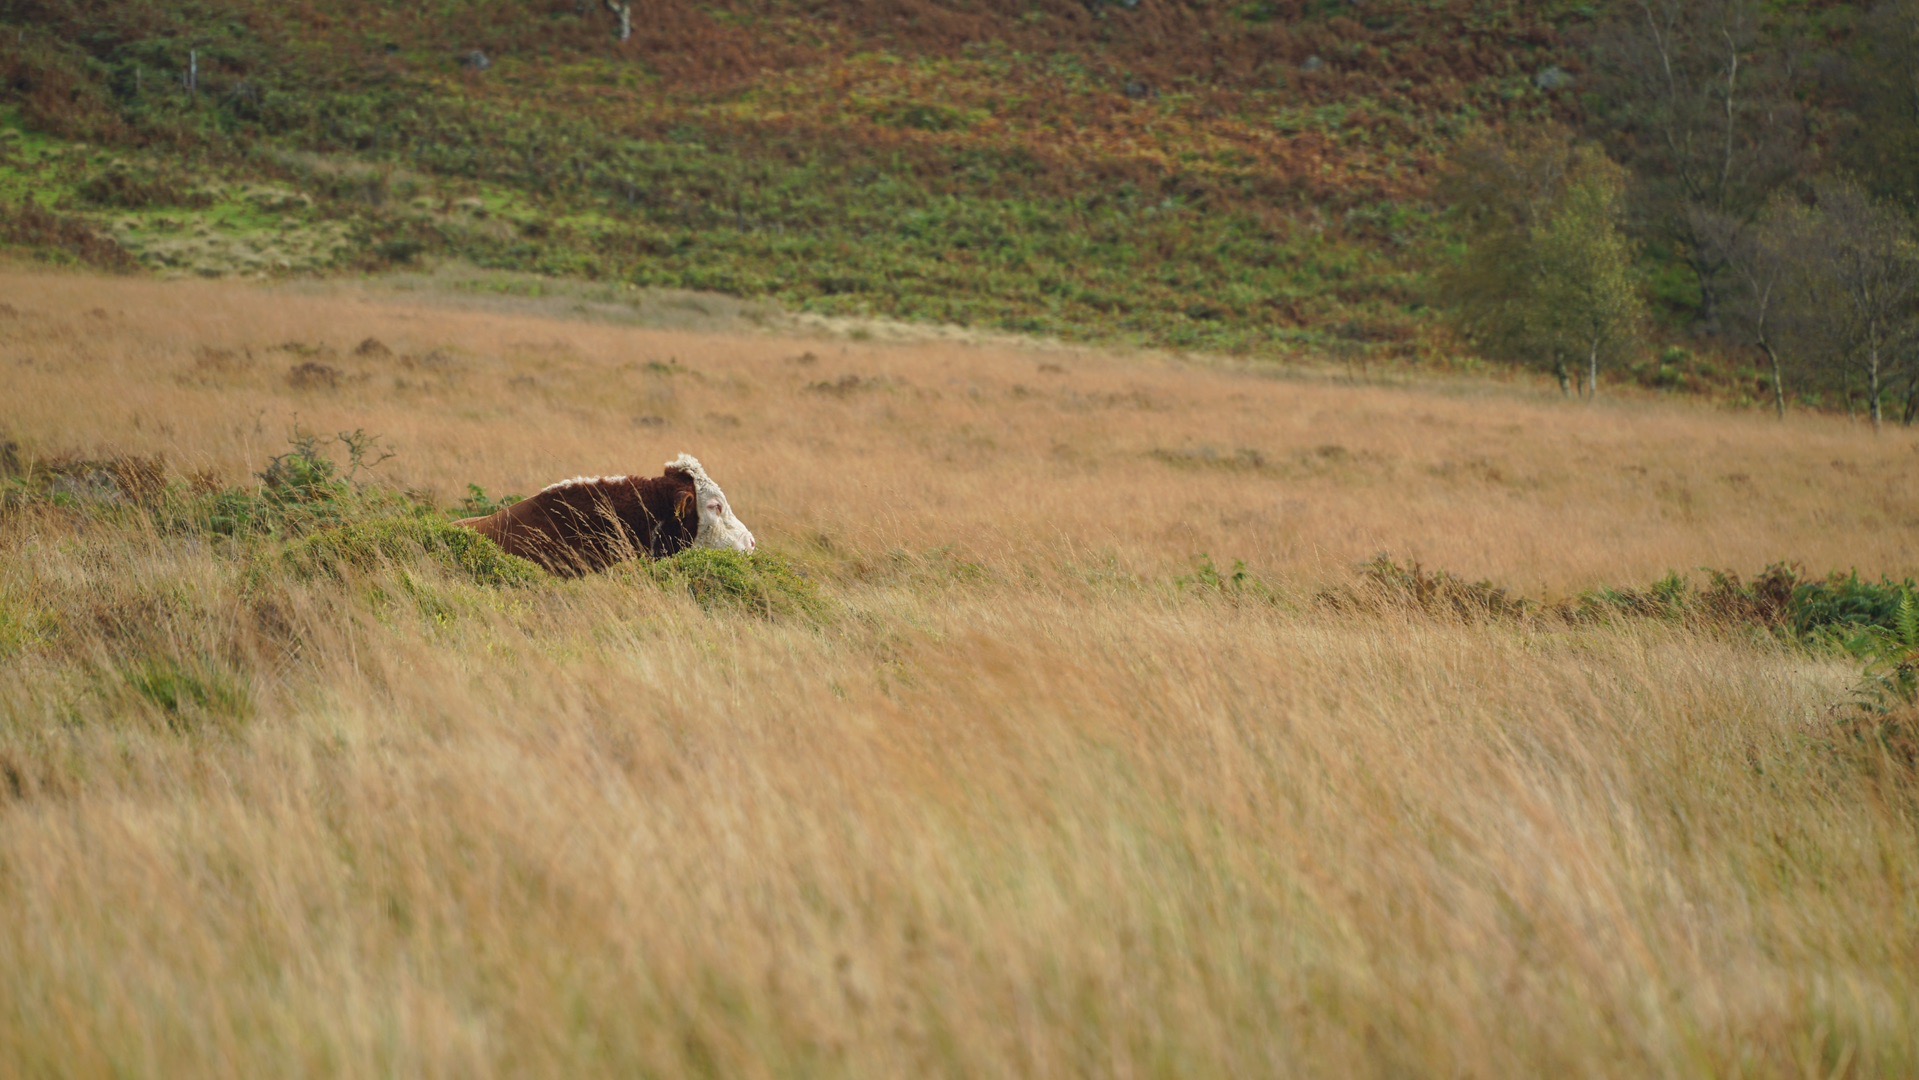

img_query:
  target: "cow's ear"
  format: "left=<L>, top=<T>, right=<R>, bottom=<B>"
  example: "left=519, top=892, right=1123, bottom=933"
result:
left=674, top=488, right=696, bottom=521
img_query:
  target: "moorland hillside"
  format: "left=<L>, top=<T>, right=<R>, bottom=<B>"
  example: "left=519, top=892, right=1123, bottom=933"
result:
left=3, top=0, right=1600, bottom=356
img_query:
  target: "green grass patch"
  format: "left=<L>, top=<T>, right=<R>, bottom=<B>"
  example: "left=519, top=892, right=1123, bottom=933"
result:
left=280, top=516, right=543, bottom=588
left=0, top=595, right=58, bottom=658
left=121, top=654, right=251, bottom=733
left=624, top=549, right=829, bottom=622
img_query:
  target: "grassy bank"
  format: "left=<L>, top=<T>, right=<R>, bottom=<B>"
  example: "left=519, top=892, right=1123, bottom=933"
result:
left=0, top=267, right=1916, bottom=1074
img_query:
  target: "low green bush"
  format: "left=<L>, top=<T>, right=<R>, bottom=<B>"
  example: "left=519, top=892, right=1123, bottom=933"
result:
left=1568, top=564, right=1915, bottom=642
left=280, top=516, right=542, bottom=587
left=1790, top=571, right=1919, bottom=637
left=457, top=483, right=522, bottom=517
left=1820, top=590, right=1919, bottom=712
left=627, top=549, right=828, bottom=621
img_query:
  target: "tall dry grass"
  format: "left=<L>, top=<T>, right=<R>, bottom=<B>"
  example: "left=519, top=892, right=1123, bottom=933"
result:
left=1, top=266, right=1916, bottom=1076
left=4, top=268, right=1915, bottom=590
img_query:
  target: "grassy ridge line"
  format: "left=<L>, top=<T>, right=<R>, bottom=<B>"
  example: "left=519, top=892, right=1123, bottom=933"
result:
left=0, top=0, right=1590, bottom=357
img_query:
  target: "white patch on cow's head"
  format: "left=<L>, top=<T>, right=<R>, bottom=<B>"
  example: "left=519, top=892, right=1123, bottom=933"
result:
left=664, top=453, right=755, bottom=553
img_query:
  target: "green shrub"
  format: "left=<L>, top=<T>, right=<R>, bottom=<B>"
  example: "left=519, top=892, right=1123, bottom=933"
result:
left=1820, top=589, right=1919, bottom=712
left=258, top=430, right=350, bottom=505
left=168, top=482, right=415, bottom=539
left=457, top=483, right=522, bottom=517
left=191, top=487, right=273, bottom=536
left=629, top=549, right=828, bottom=621
left=1333, top=556, right=1916, bottom=722
left=1817, top=592, right=1918, bottom=777
left=1567, top=565, right=1908, bottom=635
left=1790, top=572, right=1919, bottom=638
left=166, top=429, right=404, bottom=538
left=280, top=516, right=542, bottom=587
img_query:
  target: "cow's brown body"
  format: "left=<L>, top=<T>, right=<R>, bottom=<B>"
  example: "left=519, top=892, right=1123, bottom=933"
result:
left=455, top=473, right=698, bottom=576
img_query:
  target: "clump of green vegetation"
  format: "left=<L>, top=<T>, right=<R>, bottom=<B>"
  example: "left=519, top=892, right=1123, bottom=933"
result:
left=457, top=483, right=521, bottom=517
left=1815, top=591, right=1919, bottom=780
left=0, top=594, right=58, bottom=657
left=0, top=428, right=538, bottom=586
left=172, top=427, right=404, bottom=537
left=1567, top=563, right=1918, bottom=647
left=280, top=516, right=542, bottom=588
left=1337, top=557, right=1918, bottom=650
left=1791, top=571, right=1919, bottom=640
left=257, top=429, right=350, bottom=499
left=1177, top=553, right=1274, bottom=602
left=1576, top=570, right=1715, bottom=624
left=626, top=549, right=828, bottom=622
left=0, top=448, right=168, bottom=514
left=121, top=654, right=251, bottom=734
left=1822, top=589, right=1919, bottom=712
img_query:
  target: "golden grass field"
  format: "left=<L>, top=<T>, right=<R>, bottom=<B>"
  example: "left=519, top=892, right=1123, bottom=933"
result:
left=2, top=265, right=1917, bottom=1076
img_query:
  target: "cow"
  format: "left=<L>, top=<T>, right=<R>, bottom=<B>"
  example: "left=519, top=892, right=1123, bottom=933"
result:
left=453, top=453, right=755, bottom=576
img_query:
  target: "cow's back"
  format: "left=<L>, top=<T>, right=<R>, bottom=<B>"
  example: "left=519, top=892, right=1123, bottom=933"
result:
left=454, top=473, right=697, bottom=575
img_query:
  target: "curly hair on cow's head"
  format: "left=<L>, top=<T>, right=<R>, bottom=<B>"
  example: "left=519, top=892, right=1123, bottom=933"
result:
left=663, top=454, right=757, bottom=555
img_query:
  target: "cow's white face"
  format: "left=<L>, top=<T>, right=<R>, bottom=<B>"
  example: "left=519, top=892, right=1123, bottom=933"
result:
left=691, top=485, right=756, bottom=552
left=666, top=453, right=756, bottom=554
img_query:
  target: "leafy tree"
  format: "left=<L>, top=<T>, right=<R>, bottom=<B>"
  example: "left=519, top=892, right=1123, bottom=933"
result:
left=1531, top=166, right=1648, bottom=398
left=1440, top=129, right=1647, bottom=398
left=1440, top=127, right=1585, bottom=394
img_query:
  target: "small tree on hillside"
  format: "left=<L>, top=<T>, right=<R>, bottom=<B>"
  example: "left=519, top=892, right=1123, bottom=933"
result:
left=1440, top=127, right=1584, bottom=394
left=1766, top=180, right=1919, bottom=430
left=1725, top=197, right=1801, bottom=418
left=1530, top=164, right=1647, bottom=398
left=1441, top=129, right=1647, bottom=397
left=577, top=0, right=633, bottom=41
